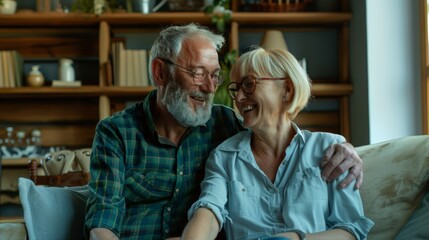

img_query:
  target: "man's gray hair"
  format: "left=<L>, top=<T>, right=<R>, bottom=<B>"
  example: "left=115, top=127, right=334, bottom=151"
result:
left=148, top=23, right=225, bottom=84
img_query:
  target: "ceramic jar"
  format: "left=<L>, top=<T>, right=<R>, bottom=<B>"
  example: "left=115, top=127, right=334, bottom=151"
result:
left=0, top=0, right=17, bottom=14
left=59, top=58, right=75, bottom=82
left=26, top=65, right=45, bottom=87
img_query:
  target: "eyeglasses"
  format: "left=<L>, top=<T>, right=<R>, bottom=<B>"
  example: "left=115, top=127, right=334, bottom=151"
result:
left=228, top=75, right=288, bottom=99
left=160, top=58, right=224, bottom=86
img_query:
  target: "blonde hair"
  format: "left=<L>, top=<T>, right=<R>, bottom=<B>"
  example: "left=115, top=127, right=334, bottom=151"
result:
left=230, top=47, right=311, bottom=119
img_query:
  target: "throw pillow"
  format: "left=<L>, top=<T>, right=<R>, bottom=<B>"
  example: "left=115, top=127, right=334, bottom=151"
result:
left=18, top=177, right=89, bottom=240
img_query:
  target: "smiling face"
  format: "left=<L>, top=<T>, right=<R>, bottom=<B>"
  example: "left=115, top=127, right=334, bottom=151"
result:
left=161, top=35, right=221, bottom=127
left=229, top=47, right=311, bottom=130
left=233, top=73, right=286, bottom=130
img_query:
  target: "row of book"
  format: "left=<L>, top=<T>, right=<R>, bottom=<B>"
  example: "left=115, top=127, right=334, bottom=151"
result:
left=111, top=42, right=151, bottom=87
left=0, top=50, right=23, bottom=88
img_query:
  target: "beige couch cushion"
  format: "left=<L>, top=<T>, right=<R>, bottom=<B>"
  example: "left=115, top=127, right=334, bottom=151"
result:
left=357, top=135, right=429, bottom=240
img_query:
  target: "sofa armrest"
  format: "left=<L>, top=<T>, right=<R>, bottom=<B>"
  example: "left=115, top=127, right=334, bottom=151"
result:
left=357, top=135, right=429, bottom=239
left=0, top=217, right=26, bottom=240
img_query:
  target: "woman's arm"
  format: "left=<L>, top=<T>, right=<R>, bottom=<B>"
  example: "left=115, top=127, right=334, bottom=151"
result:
left=275, top=228, right=355, bottom=240
left=181, top=208, right=220, bottom=240
left=89, top=228, right=119, bottom=240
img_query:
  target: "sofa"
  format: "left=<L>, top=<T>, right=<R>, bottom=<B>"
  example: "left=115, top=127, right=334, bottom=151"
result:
left=357, top=135, right=429, bottom=239
left=2, top=135, right=428, bottom=239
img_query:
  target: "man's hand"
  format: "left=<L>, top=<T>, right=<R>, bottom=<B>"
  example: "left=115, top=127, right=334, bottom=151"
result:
left=321, top=142, right=363, bottom=190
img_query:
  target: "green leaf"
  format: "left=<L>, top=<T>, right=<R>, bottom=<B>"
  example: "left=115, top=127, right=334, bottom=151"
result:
left=205, top=5, right=215, bottom=13
left=216, top=18, right=225, bottom=32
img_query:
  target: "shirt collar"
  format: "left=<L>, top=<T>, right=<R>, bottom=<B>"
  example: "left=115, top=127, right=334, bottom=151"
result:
left=235, top=122, right=305, bottom=163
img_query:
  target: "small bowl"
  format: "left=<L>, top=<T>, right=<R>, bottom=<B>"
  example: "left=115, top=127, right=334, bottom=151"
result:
left=0, top=0, right=17, bottom=15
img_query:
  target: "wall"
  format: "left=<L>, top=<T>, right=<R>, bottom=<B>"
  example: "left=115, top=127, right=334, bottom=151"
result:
left=350, top=0, right=422, bottom=146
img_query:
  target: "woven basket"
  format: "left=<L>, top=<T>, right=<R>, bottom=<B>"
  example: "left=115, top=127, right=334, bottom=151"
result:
left=243, top=0, right=313, bottom=12
left=168, top=0, right=204, bottom=11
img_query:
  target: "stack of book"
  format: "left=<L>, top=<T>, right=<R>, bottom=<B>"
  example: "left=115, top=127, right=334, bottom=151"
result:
left=111, top=42, right=150, bottom=87
left=0, top=50, right=23, bottom=88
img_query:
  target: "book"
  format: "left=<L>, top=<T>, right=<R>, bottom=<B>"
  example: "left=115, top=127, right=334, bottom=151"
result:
left=51, top=80, right=82, bottom=87
left=111, top=42, right=118, bottom=86
left=139, top=50, right=149, bottom=87
left=0, top=51, right=3, bottom=87
left=132, top=50, right=140, bottom=86
left=126, top=49, right=134, bottom=86
left=118, top=42, right=126, bottom=86
left=13, top=51, right=23, bottom=87
left=2, top=51, right=11, bottom=87
left=6, top=51, right=16, bottom=88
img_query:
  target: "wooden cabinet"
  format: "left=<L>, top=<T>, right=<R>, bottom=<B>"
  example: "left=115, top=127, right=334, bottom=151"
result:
left=0, top=7, right=352, bottom=151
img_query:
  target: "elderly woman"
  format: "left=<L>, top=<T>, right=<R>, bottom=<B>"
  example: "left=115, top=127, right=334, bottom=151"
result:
left=181, top=47, right=373, bottom=240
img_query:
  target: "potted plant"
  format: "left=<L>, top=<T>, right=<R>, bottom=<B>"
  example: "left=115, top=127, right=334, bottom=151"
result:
left=205, top=0, right=236, bottom=108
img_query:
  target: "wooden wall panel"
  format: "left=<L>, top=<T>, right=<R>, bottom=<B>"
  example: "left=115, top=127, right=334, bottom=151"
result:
left=38, top=124, right=96, bottom=147
left=0, top=37, right=98, bottom=58
left=294, top=111, right=340, bottom=134
left=0, top=99, right=99, bottom=122
left=0, top=99, right=99, bottom=147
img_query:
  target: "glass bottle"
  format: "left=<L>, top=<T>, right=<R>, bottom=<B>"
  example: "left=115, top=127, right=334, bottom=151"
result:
left=4, top=127, right=15, bottom=147
left=16, top=130, right=26, bottom=147
left=30, top=129, right=42, bottom=147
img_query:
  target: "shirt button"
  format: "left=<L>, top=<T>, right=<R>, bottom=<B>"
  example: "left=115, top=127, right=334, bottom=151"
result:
left=175, top=188, right=179, bottom=193
left=167, top=207, right=171, bottom=212
left=179, top=171, right=183, bottom=175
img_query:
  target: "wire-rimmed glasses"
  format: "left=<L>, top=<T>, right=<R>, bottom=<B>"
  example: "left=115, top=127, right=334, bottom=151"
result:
left=160, top=58, right=224, bottom=86
left=228, top=75, right=288, bottom=99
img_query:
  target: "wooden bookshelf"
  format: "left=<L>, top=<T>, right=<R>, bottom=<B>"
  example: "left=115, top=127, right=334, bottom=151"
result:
left=0, top=6, right=352, bottom=150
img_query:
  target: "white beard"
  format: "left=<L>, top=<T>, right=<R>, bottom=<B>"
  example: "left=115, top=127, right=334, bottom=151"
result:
left=162, top=78, right=213, bottom=127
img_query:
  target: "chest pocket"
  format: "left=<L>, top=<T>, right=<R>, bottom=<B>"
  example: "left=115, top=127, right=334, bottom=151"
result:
left=227, top=180, right=259, bottom=217
left=286, top=167, right=328, bottom=204
left=124, top=169, right=176, bottom=203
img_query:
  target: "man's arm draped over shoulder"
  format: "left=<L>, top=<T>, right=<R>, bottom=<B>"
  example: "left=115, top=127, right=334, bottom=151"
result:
left=321, top=142, right=363, bottom=189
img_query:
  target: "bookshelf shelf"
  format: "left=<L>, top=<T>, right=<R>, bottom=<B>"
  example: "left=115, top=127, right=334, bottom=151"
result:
left=0, top=12, right=350, bottom=27
left=0, top=86, right=155, bottom=98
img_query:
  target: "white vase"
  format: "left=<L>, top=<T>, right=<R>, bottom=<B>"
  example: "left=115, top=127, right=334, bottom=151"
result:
left=94, top=0, right=104, bottom=14
left=0, top=0, right=17, bottom=14
left=59, top=58, right=75, bottom=82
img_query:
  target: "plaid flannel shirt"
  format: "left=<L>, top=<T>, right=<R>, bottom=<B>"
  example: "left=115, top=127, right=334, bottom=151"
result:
left=85, top=90, right=244, bottom=239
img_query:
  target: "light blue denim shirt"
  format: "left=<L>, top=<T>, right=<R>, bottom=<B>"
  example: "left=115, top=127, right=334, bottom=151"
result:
left=188, top=124, right=374, bottom=240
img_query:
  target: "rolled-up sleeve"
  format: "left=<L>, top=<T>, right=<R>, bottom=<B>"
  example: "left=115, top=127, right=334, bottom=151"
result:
left=188, top=150, right=230, bottom=228
left=85, top=119, right=126, bottom=237
left=327, top=171, right=375, bottom=239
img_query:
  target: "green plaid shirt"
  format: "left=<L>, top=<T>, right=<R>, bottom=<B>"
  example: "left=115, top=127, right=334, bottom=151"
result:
left=85, top=90, right=244, bottom=239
